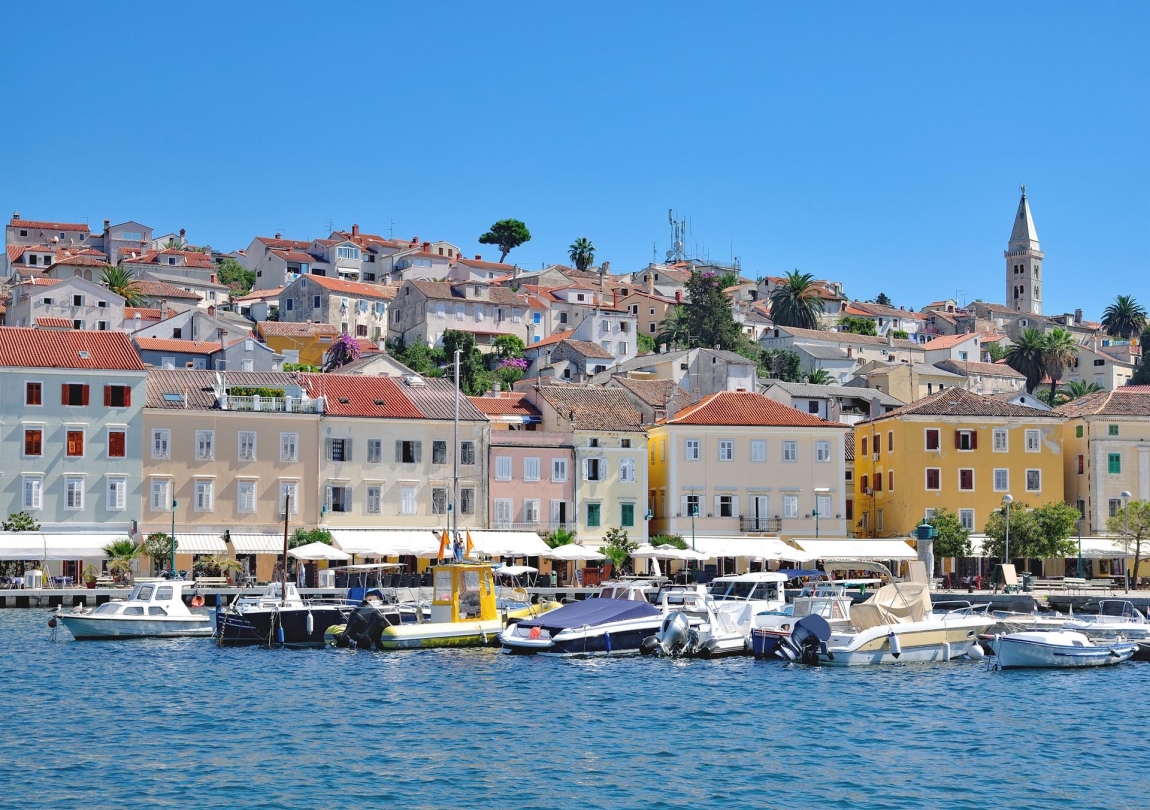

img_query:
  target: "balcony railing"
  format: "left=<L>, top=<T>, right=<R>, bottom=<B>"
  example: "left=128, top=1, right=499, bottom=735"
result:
left=224, top=395, right=323, bottom=414
left=739, top=516, right=783, bottom=533
left=490, top=520, right=570, bottom=532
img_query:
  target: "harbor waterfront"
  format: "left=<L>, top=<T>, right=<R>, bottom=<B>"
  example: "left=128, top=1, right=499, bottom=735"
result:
left=4, top=610, right=1149, bottom=809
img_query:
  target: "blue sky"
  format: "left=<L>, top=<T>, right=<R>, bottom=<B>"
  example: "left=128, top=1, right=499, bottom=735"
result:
left=2, top=3, right=1145, bottom=317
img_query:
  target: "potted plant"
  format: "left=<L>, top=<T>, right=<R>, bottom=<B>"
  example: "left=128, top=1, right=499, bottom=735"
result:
left=82, top=564, right=98, bottom=589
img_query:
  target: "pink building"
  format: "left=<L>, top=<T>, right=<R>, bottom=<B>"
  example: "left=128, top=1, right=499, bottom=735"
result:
left=487, top=431, right=577, bottom=532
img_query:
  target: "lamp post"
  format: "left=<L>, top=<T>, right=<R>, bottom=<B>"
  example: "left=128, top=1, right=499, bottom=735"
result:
left=1003, top=494, right=1013, bottom=567
left=170, top=498, right=177, bottom=579
left=1122, top=491, right=1132, bottom=593
left=1077, top=515, right=1083, bottom=579
left=813, top=488, right=830, bottom=539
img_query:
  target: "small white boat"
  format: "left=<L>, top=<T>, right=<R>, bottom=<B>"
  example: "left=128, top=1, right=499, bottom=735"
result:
left=990, top=630, right=1136, bottom=669
left=57, top=582, right=212, bottom=639
left=650, top=587, right=743, bottom=658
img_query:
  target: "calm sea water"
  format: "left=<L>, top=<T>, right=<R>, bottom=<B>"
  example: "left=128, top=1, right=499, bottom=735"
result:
left=3, top=609, right=1149, bottom=809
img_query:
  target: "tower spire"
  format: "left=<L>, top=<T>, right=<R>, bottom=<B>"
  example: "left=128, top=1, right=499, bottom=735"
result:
left=1004, top=185, right=1044, bottom=316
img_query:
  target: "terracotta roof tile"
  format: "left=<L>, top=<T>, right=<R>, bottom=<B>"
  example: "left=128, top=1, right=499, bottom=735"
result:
left=257, top=236, right=312, bottom=250
left=774, top=325, right=922, bottom=350
left=455, top=257, right=518, bottom=272
left=528, top=329, right=574, bottom=349
left=608, top=375, right=686, bottom=407
left=8, top=219, right=90, bottom=232
left=271, top=249, right=318, bottom=264
left=233, top=287, right=284, bottom=302
left=34, top=317, right=75, bottom=328
left=134, top=336, right=244, bottom=355
left=468, top=391, right=542, bottom=418
left=393, top=377, right=487, bottom=421
left=868, top=388, right=1063, bottom=423
left=1056, top=389, right=1150, bottom=418
left=130, top=279, right=204, bottom=300
left=536, top=386, right=644, bottom=432
left=144, top=369, right=302, bottom=409
left=408, top=280, right=527, bottom=307
left=555, top=338, right=614, bottom=360
left=934, top=359, right=1025, bottom=379
left=0, top=327, right=145, bottom=370
left=844, top=431, right=855, bottom=461
left=298, top=374, right=424, bottom=418
left=922, top=332, right=981, bottom=350
left=257, top=321, right=340, bottom=338
left=299, top=275, right=395, bottom=299
left=665, top=391, right=846, bottom=428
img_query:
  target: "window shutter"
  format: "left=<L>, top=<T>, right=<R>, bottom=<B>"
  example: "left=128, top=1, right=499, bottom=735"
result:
left=342, top=486, right=352, bottom=510
left=104, top=385, right=111, bottom=406
left=680, top=495, right=688, bottom=517
left=325, top=486, right=333, bottom=511
left=325, top=438, right=333, bottom=461
left=82, top=385, right=89, bottom=405
left=714, top=495, right=721, bottom=517
left=61, top=384, right=68, bottom=405
left=124, top=387, right=131, bottom=407
left=414, top=441, right=422, bottom=463
left=345, top=440, right=352, bottom=462
left=582, top=459, right=589, bottom=481
left=396, top=440, right=403, bottom=462
left=970, top=431, right=978, bottom=450
left=732, top=496, right=739, bottom=517
left=954, top=430, right=961, bottom=449
left=600, top=458, right=608, bottom=479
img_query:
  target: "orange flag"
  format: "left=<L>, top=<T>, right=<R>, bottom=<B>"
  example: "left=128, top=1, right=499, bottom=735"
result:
left=438, top=529, right=449, bottom=561
left=465, top=530, right=475, bottom=558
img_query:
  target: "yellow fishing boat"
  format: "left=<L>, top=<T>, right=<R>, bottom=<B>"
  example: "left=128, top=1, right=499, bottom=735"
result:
left=379, top=563, right=554, bottom=650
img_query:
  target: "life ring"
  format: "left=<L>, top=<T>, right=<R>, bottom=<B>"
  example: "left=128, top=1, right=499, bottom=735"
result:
left=190, top=594, right=205, bottom=607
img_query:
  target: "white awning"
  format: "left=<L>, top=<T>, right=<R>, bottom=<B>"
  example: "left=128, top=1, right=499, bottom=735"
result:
left=467, top=531, right=550, bottom=557
left=791, top=538, right=918, bottom=561
left=690, top=536, right=809, bottom=562
left=229, top=533, right=287, bottom=554
left=173, top=533, right=229, bottom=554
left=331, top=530, right=440, bottom=557
left=0, top=533, right=132, bottom=560
left=544, top=544, right=606, bottom=561
left=288, top=542, right=351, bottom=561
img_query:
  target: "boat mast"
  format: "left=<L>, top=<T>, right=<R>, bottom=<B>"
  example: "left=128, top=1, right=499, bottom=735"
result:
left=453, top=348, right=461, bottom=556
left=281, top=492, right=290, bottom=607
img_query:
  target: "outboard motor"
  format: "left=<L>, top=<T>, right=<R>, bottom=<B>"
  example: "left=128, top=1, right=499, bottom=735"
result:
left=776, top=614, right=831, bottom=665
left=334, top=589, right=398, bottom=650
left=655, top=611, right=692, bottom=657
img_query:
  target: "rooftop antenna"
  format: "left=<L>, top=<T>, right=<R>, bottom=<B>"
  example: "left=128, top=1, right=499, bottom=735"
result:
left=667, top=209, right=688, bottom=264
left=388, top=218, right=395, bottom=240
left=325, top=218, right=335, bottom=234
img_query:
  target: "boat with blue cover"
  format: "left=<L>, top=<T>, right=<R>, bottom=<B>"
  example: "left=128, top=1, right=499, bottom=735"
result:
left=500, top=582, right=662, bottom=656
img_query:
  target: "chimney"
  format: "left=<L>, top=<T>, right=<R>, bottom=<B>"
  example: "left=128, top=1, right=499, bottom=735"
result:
left=12, top=212, right=19, bottom=220
left=613, top=289, right=619, bottom=308
left=383, top=272, right=392, bottom=286
left=411, top=236, right=419, bottom=245
left=103, top=218, right=110, bottom=231
left=179, top=228, right=186, bottom=239
left=352, top=224, right=360, bottom=237
left=159, top=299, right=167, bottom=316
left=1075, top=308, right=1083, bottom=323
left=512, top=264, right=519, bottom=281
left=274, top=233, right=281, bottom=239
left=675, top=289, right=683, bottom=303
left=887, top=330, right=895, bottom=347
left=475, top=254, right=482, bottom=261
left=423, top=241, right=430, bottom=252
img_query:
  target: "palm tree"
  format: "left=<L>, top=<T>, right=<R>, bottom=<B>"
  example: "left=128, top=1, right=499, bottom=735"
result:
left=655, top=304, right=691, bottom=350
left=1101, top=295, right=1148, bottom=339
left=1005, top=328, right=1048, bottom=393
left=805, top=368, right=834, bottom=385
left=568, top=237, right=595, bottom=272
left=1042, top=327, right=1078, bottom=401
left=100, top=265, right=146, bottom=307
left=769, top=270, right=825, bottom=330
left=102, top=538, right=142, bottom=584
left=1060, top=379, right=1103, bottom=401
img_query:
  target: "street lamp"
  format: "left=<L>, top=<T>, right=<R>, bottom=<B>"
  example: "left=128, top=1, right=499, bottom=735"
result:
left=813, top=488, right=830, bottom=539
left=170, top=498, right=177, bottom=579
left=1122, top=491, right=1132, bottom=593
left=1003, top=494, right=1013, bottom=567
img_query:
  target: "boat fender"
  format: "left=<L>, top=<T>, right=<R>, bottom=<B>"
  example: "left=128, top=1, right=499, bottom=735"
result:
left=190, top=594, right=205, bottom=608
left=888, top=631, right=902, bottom=659
left=639, top=636, right=658, bottom=656
left=604, top=632, right=611, bottom=654
left=47, top=617, right=57, bottom=628
left=277, top=625, right=285, bottom=646
left=942, top=642, right=952, bottom=661
left=966, top=644, right=985, bottom=661
left=306, top=612, right=314, bottom=636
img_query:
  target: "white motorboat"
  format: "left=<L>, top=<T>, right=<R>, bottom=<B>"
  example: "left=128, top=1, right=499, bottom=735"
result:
left=56, top=582, right=212, bottom=639
left=752, top=583, right=855, bottom=658
left=989, top=630, right=1136, bottom=669
left=649, top=586, right=743, bottom=658
left=1062, top=601, right=1150, bottom=644
left=500, top=582, right=663, bottom=656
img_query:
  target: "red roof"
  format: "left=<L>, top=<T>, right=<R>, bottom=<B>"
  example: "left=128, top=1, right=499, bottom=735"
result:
left=257, top=321, right=340, bottom=338
left=233, top=287, right=284, bottom=301
left=134, top=336, right=242, bottom=355
left=271, top=249, right=317, bottom=264
left=124, top=307, right=174, bottom=320
left=529, top=329, right=574, bottom=349
left=298, top=374, right=424, bottom=418
left=130, top=280, right=203, bottom=299
left=299, top=275, right=394, bottom=298
left=468, top=392, right=541, bottom=418
left=8, top=219, right=90, bottom=232
left=0, top=327, right=146, bottom=370
left=923, top=332, right=980, bottom=350
left=34, top=317, right=75, bottom=328
left=257, top=236, right=312, bottom=250
left=455, top=257, right=517, bottom=272
left=664, top=391, right=846, bottom=428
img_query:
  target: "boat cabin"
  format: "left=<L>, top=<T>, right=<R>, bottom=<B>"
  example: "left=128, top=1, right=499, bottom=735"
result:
left=89, top=582, right=195, bottom=618
left=707, top=573, right=787, bottom=604
left=431, top=564, right=497, bottom=623
left=595, top=583, right=654, bottom=602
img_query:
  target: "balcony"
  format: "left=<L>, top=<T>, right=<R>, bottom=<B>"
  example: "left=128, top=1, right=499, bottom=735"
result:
left=490, top=521, right=569, bottom=533
left=224, top=394, right=323, bottom=414
left=739, top=516, right=783, bottom=533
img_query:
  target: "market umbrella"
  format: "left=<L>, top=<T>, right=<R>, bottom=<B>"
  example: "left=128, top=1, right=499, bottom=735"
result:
left=287, top=542, right=351, bottom=562
left=544, top=545, right=606, bottom=561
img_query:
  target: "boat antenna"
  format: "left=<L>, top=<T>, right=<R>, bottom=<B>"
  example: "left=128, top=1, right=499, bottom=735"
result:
left=281, top=491, right=291, bottom=607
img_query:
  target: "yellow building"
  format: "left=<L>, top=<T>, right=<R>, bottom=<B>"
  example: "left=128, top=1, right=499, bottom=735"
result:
left=854, top=389, right=1065, bottom=540
left=256, top=321, right=340, bottom=367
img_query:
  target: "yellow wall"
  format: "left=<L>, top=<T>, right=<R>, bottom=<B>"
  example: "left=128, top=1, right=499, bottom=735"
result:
left=854, top=415, right=1065, bottom=539
left=262, top=334, right=330, bottom=367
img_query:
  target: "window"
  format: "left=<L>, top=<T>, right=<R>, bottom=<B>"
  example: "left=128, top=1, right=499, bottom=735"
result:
left=397, top=440, right=422, bottom=464
left=237, top=481, right=257, bottom=513
left=279, top=482, right=299, bottom=514
left=1109, top=424, right=1119, bottom=436
left=888, top=432, right=893, bottom=452
left=782, top=441, right=797, bottom=462
left=23, top=428, right=42, bottom=457
left=367, top=439, right=382, bottom=463
left=73, top=294, right=84, bottom=307
left=495, top=456, right=512, bottom=481
left=108, top=429, right=126, bottom=458
left=195, top=430, right=214, bottom=460
left=62, top=383, right=89, bottom=406
left=685, top=439, right=700, bottom=461
left=601, top=340, right=611, bottom=353
left=993, top=429, right=1008, bottom=452
left=239, top=431, right=257, bottom=461
left=994, top=469, right=1009, bottom=491
left=65, top=477, right=84, bottom=510
left=619, top=503, right=635, bottom=527
left=585, top=458, right=605, bottom=481
left=1026, top=469, right=1041, bottom=492
left=718, top=440, right=734, bottom=461
left=1075, top=425, right=1084, bottom=439
left=875, top=472, right=883, bottom=492
left=151, top=479, right=171, bottom=512
left=524, top=499, right=540, bottom=524
left=748, top=440, right=766, bottom=463
left=25, top=382, right=41, bottom=406
left=783, top=495, right=799, bottom=519
left=328, top=438, right=350, bottom=462
left=925, top=429, right=940, bottom=451
left=873, top=435, right=880, bottom=459
left=877, top=509, right=885, bottom=532
left=1025, top=429, right=1040, bottom=452
left=816, top=441, right=831, bottom=463
left=925, top=468, right=941, bottom=491
left=460, top=488, right=475, bottom=514
left=432, top=440, right=447, bottom=465
left=861, top=474, right=868, bottom=492
left=586, top=502, right=601, bottom=528
left=523, top=457, right=540, bottom=482
left=337, top=245, right=360, bottom=260
left=152, top=429, right=171, bottom=459
left=194, top=480, right=214, bottom=512
left=1108, top=453, right=1122, bottom=474
left=432, top=488, right=448, bottom=515
left=1110, top=499, right=1124, bottom=518
left=956, top=430, right=975, bottom=451
left=66, top=430, right=84, bottom=457
left=280, top=433, right=298, bottom=462
left=493, top=498, right=513, bottom=527
left=959, top=469, right=974, bottom=491
left=106, top=477, right=127, bottom=511
left=327, top=485, right=351, bottom=513
left=23, top=476, right=43, bottom=510
left=104, top=385, right=131, bottom=407
left=1077, top=455, right=1084, bottom=475
left=619, top=457, right=636, bottom=482
left=460, top=441, right=475, bottom=465
left=861, top=436, right=868, bottom=457
left=717, top=495, right=735, bottom=518
left=887, top=471, right=894, bottom=491
left=552, top=458, right=568, bottom=482
left=808, top=401, right=820, bottom=414
left=455, top=304, right=465, bottom=321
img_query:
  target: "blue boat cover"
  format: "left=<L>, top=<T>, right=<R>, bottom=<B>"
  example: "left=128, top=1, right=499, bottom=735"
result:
left=518, top=597, right=660, bottom=630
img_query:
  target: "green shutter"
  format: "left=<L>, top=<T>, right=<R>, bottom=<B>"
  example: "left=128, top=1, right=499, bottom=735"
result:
left=1108, top=453, right=1122, bottom=474
left=1075, top=425, right=1083, bottom=439
left=621, top=504, right=634, bottom=527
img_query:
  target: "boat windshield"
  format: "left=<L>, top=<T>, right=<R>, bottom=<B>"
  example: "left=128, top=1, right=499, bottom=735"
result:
left=155, top=586, right=174, bottom=601
left=709, top=581, right=776, bottom=601
left=136, top=585, right=154, bottom=601
left=92, top=603, right=122, bottom=615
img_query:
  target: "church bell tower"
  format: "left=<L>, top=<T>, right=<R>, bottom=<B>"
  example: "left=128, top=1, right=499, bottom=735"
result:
left=1005, top=185, right=1043, bottom=315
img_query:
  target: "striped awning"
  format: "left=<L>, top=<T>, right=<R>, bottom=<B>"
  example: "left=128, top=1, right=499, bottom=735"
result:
left=229, top=533, right=287, bottom=554
left=172, top=533, right=228, bottom=554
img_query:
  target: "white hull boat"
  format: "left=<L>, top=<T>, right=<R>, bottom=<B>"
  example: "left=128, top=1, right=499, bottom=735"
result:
left=990, top=631, right=1136, bottom=669
left=57, top=582, right=212, bottom=640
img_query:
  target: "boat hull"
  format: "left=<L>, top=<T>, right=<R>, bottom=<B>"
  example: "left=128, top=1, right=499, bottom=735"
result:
left=818, top=619, right=994, bottom=666
left=215, top=606, right=350, bottom=648
left=502, top=619, right=663, bottom=657
left=378, top=619, right=504, bottom=649
left=990, top=635, right=1136, bottom=669
left=60, top=615, right=213, bottom=640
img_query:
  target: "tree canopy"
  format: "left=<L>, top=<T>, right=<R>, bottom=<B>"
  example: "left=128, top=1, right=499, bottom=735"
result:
left=769, top=270, right=825, bottom=330
left=1042, top=327, right=1078, bottom=401
left=655, top=304, right=691, bottom=350
left=1101, top=294, right=1147, bottom=339
left=218, top=258, right=255, bottom=295
left=759, top=349, right=803, bottom=382
left=1108, top=500, right=1150, bottom=590
left=926, top=507, right=972, bottom=558
left=1005, top=328, right=1048, bottom=393
left=323, top=333, right=362, bottom=372
left=478, top=219, right=531, bottom=263
left=442, top=330, right=490, bottom=395
left=874, top=292, right=892, bottom=306
left=568, top=237, right=594, bottom=271
left=101, top=265, right=145, bottom=307
left=982, top=500, right=1081, bottom=561
left=837, top=315, right=878, bottom=336
left=682, top=269, right=742, bottom=350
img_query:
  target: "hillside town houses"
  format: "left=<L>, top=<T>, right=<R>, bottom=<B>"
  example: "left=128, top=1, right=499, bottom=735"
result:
left=2, top=187, right=1148, bottom=585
